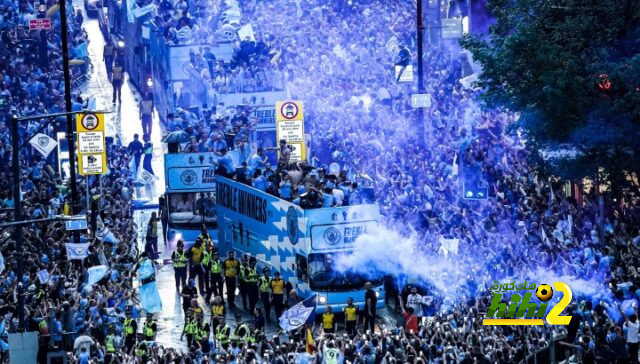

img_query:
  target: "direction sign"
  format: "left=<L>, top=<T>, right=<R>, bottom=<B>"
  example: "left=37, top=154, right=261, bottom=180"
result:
left=442, top=19, right=463, bottom=39
left=411, top=94, right=432, bottom=108
left=64, top=215, right=88, bottom=231
left=29, top=19, right=52, bottom=30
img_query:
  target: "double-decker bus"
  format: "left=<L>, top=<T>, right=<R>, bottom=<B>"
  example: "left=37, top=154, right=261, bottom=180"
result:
left=215, top=176, right=385, bottom=313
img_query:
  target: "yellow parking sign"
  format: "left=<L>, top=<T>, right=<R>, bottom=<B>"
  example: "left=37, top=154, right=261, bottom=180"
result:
left=76, top=113, right=107, bottom=175
left=275, top=101, right=306, bottom=162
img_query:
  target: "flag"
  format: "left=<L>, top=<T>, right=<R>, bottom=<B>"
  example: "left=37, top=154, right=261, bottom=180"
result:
left=87, top=265, right=108, bottom=286
left=95, top=225, right=119, bottom=244
left=29, top=133, right=57, bottom=157
left=439, top=237, right=460, bottom=256
left=137, top=169, right=156, bottom=184
left=71, top=42, right=88, bottom=58
left=548, top=184, right=554, bottom=206
left=66, top=243, right=89, bottom=260
left=567, top=213, right=573, bottom=238
left=306, top=327, right=315, bottom=354
left=137, top=259, right=163, bottom=313
left=279, top=294, right=317, bottom=332
left=452, top=152, right=459, bottom=177
left=0, top=251, right=4, bottom=274
left=541, top=227, right=552, bottom=248
left=36, top=269, right=49, bottom=284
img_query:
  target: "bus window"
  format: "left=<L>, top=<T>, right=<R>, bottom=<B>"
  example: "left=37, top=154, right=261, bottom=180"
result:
left=296, top=254, right=308, bottom=283
left=308, top=253, right=382, bottom=292
left=168, top=192, right=216, bottom=227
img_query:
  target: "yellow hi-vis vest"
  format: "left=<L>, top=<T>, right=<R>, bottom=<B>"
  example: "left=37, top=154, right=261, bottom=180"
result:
left=173, top=251, right=187, bottom=268
left=210, top=260, right=222, bottom=274
left=215, top=324, right=230, bottom=344
left=259, top=276, right=271, bottom=293
left=105, top=335, right=116, bottom=353
left=194, top=322, right=208, bottom=341
left=185, top=319, right=196, bottom=335
left=202, top=251, right=211, bottom=267
left=123, top=318, right=135, bottom=335
left=245, top=267, right=258, bottom=283
left=212, top=304, right=224, bottom=318
left=143, top=321, right=155, bottom=339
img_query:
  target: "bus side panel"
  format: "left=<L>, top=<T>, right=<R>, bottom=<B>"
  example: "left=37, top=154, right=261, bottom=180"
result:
left=214, top=177, right=307, bottom=290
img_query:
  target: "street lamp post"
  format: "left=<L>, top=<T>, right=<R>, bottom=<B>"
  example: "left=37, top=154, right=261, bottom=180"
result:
left=59, top=0, right=79, bottom=220
left=417, top=0, right=426, bottom=146
left=10, top=115, right=25, bottom=330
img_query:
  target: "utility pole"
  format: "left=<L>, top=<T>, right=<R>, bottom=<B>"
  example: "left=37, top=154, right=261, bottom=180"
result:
left=10, top=115, right=25, bottom=330
left=417, top=0, right=426, bottom=146
left=59, top=0, right=79, bottom=222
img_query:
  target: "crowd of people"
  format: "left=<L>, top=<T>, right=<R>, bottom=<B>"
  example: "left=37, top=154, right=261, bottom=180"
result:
left=0, top=0, right=639, bottom=363
left=160, top=0, right=640, bottom=363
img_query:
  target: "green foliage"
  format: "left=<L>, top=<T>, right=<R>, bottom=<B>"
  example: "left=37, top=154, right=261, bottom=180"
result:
left=461, top=0, right=640, bottom=188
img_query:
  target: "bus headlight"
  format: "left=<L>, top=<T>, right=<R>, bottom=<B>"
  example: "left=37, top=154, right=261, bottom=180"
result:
left=375, top=291, right=380, bottom=298
left=319, top=295, right=327, bottom=304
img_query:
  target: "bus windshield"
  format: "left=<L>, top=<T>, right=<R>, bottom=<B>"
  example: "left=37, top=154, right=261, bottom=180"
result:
left=168, top=192, right=216, bottom=227
left=308, top=253, right=382, bottom=291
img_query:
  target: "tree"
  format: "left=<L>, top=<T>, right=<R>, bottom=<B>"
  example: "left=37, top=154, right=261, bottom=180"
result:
left=460, top=0, right=640, bottom=194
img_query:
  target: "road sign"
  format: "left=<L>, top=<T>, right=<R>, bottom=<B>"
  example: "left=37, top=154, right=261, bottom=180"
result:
left=442, top=19, right=463, bottom=39
left=411, top=94, right=432, bottom=108
left=76, top=113, right=107, bottom=175
left=276, top=101, right=307, bottom=162
left=29, top=19, right=52, bottom=30
left=64, top=215, right=88, bottom=231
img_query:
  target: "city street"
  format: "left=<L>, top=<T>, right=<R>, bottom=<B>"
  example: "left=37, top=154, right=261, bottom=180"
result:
left=78, top=7, right=398, bottom=348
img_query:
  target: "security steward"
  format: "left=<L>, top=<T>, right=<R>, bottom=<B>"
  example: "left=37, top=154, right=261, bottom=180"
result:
left=201, top=242, right=213, bottom=299
left=322, top=305, right=336, bottom=333
left=239, top=254, right=250, bottom=310
left=210, top=296, right=226, bottom=332
left=259, top=268, right=272, bottom=321
left=223, top=251, right=240, bottom=309
left=135, top=341, right=149, bottom=359
left=171, top=240, right=188, bottom=291
left=215, top=316, right=231, bottom=349
left=207, top=250, right=224, bottom=303
left=194, top=313, right=210, bottom=351
left=123, top=308, right=137, bottom=352
left=245, top=257, right=260, bottom=312
left=181, top=310, right=197, bottom=347
left=105, top=325, right=117, bottom=360
left=271, top=271, right=285, bottom=319
left=143, top=313, right=157, bottom=341
left=343, top=297, right=359, bottom=337
left=189, top=239, right=206, bottom=294
left=198, top=225, right=214, bottom=245
left=233, top=321, right=250, bottom=343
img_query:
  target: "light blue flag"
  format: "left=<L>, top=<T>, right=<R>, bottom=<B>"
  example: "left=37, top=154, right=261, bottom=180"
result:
left=71, top=42, right=88, bottom=58
left=86, top=265, right=109, bottom=286
left=0, top=319, right=7, bottom=351
left=66, top=243, right=89, bottom=260
left=36, top=269, right=49, bottom=284
left=278, top=294, right=317, bottom=332
left=0, top=251, right=5, bottom=274
left=136, top=259, right=162, bottom=313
